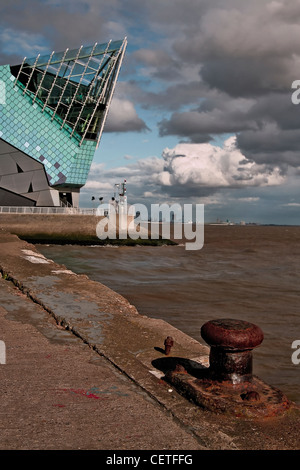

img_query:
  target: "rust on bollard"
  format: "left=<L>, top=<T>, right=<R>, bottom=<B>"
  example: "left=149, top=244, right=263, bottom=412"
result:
left=174, top=364, right=187, bottom=373
left=241, top=391, right=260, bottom=402
left=200, top=318, right=264, bottom=384
left=164, top=318, right=293, bottom=419
left=164, top=336, right=174, bottom=355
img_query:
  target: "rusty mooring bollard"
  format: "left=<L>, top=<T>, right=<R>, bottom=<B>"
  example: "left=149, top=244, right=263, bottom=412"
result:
left=165, top=318, right=291, bottom=417
left=200, top=318, right=264, bottom=384
left=164, top=336, right=174, bottom=355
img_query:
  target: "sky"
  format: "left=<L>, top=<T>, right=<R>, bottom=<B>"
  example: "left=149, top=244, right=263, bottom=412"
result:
left=1, top=0, right=300, bottom=224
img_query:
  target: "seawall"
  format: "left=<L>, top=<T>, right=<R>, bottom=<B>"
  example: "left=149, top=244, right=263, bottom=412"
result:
left=0, top=213, right=175, bottom=245
left=0, top=227, right=299, bottom=450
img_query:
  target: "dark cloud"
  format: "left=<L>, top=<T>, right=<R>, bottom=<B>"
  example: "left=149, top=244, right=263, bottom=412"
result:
left=200, top=57, right=291, bottom=97
left=130, top=48, right=182, bottom=81
left=0, top=0, right=126, bottom=56
left=115, top=80, right=206, bottom=112
left=158, top=89, right=300, bottom=167
left=236, top=127, right=300, bottom=165
left=147, top=0, right=300, bottom=173
left=104, top=98, right=149, bottom=133
left=158, top=108, right=251, bottom=142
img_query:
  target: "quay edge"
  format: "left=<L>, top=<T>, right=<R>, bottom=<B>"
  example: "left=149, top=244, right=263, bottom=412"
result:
left=0, top=227, right=299, bottom=450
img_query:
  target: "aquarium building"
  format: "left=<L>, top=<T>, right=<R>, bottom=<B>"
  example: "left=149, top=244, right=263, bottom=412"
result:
left=0, top=38, right=127, bottom=207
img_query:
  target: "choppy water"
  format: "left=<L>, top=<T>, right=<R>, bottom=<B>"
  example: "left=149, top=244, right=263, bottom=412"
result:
left=38, top=225, right=300, bottom=405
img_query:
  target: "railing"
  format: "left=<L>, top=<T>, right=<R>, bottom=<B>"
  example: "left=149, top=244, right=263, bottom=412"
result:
left=0, top=206, right=99, bottom=215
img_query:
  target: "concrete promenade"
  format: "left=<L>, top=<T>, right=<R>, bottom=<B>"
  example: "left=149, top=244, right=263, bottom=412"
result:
left=0, top=229, right=299, bottom=450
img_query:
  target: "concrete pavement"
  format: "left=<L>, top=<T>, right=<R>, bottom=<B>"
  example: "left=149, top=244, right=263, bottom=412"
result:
left=0, top=276, right=206, bottom=450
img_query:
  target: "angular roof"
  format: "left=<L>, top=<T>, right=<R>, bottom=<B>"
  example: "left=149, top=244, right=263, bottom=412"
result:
left=11, top=38, right=127, bottom=146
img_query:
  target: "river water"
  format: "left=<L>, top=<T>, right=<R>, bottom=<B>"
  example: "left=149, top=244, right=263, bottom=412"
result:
left=38, top=225, right=300, bottom=405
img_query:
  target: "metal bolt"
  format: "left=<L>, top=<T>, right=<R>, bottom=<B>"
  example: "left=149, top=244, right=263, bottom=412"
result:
left=164, top=336, right=174, bottom=355
left=201, top=318, right=264, bottom=385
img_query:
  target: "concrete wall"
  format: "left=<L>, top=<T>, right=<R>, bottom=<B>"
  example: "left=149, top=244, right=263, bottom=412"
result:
left=0, top=213, right=147, bottom=245
left=0, top=213, right=104, bottom=239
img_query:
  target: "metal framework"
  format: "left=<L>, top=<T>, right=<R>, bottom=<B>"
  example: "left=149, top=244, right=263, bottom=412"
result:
left=32, top=50, right=55, bottom=105
left=41, top=47, right=69, bottom=112
left=70, top=40, right=113, bottom=144
left=13, top=38, right=127, bottom=147
left=50, top=45, right=83, bottom=123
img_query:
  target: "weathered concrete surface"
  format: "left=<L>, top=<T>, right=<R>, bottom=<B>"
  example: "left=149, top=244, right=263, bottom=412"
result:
left=0, top=213, right=169, bottom=245
left=0, top=229, right=299, bottom=450
left=0, top=213, right=101, bottom=237
left=0, top=277, right=206, bottom=450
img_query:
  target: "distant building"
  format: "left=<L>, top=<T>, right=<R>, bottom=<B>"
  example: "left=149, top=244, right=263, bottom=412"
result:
left=0, top=38, right=127, bottom=207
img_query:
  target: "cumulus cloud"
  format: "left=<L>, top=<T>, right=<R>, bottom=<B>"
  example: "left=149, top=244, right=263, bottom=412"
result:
left=160, top=137, right=285, bottom=191
left=83, top=137, right=286, bottom=207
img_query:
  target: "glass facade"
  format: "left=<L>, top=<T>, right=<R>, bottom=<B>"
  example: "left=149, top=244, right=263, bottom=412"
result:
left=0, top=38, right=127, bottom=207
